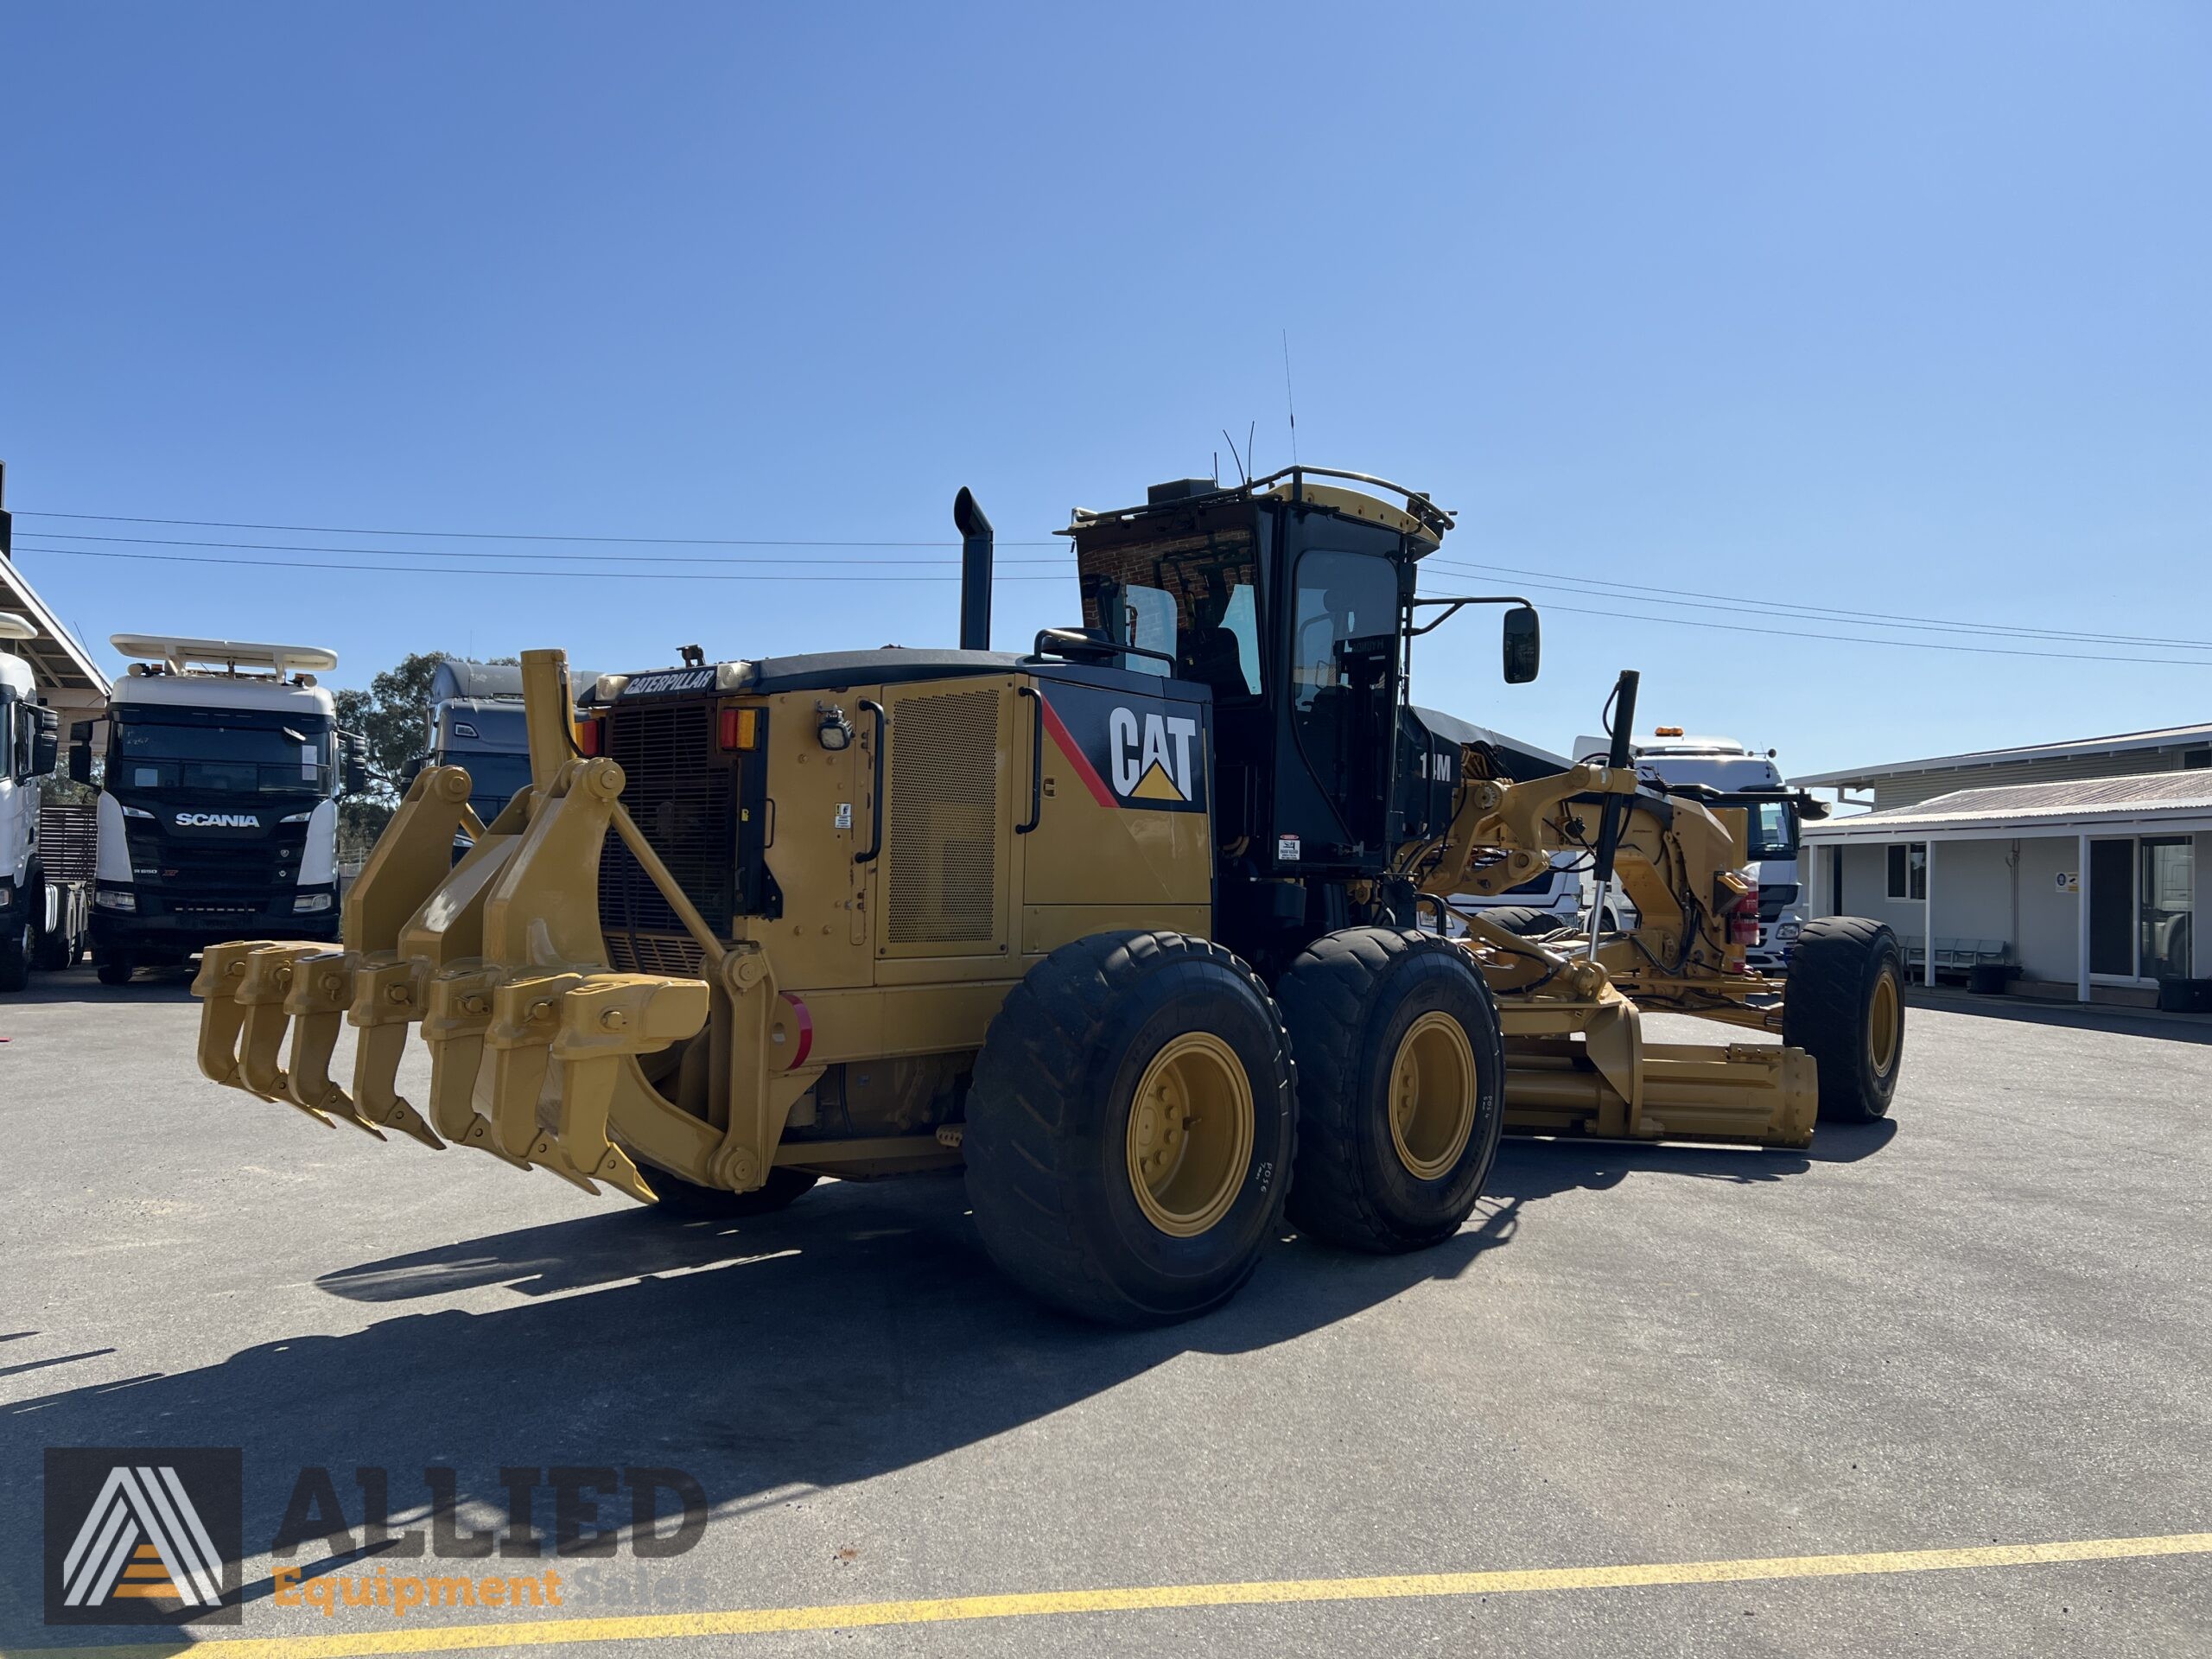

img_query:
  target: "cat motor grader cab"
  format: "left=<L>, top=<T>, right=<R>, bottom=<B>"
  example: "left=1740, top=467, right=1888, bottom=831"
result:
left=190, top=467, right=1904, bottom=1325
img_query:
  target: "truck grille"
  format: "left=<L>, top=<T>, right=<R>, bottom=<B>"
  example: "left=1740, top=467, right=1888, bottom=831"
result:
left=598, top=699, right=738, bottom=970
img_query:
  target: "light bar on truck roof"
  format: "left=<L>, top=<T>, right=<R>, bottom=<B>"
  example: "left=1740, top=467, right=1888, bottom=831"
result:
left=109, top=633, right=340, bottom=676
left=0, top=612, right=36, bottom=642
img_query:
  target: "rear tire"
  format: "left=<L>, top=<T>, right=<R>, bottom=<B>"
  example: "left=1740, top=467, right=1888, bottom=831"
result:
left=1784, top=917, right=1904, bottom=1123
left=33, top=918, right=76, bottom=971
left=642, top=1164, right=819, bottom=1217
left=96, top=957, right=134, bottom=987
left=0, top=919, right=29, bottom=993
left=1276, top=928, right=1505, bottom=1254
left=965, top=931, right=1295, bottom=1326
left=1471, top=906, right=1567, bottom=938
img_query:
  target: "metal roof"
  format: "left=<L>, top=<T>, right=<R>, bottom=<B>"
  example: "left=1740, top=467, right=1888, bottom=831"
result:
left=0, top=553, right=110, bottom=712
left=1803, top=770, right=2212, bottom=841
left=1796, top=721, right=2212, bottom=788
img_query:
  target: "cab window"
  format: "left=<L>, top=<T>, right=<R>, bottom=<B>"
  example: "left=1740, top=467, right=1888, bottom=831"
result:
left=1290, top=551, right=1396, bottom=714
left=1288, top=549, right=1399, bottom=822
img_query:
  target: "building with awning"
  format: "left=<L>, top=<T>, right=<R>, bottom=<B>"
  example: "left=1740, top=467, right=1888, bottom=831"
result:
left=0, top=549, right=110, bottom=715
left=1802, top=772, right=2211, bottom=1007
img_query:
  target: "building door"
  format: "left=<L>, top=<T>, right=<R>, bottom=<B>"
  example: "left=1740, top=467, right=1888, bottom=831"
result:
left=2139, top=837, right=2193, bottom=981
left=2088, top=838, right=2135, bottom=976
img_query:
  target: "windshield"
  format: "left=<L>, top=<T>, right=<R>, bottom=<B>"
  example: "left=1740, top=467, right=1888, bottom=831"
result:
left=1726, top=798, right=1799, bottom=861
left=452, top=751, right=533, bottom=811
left=112, top=710, right=334, bottom=795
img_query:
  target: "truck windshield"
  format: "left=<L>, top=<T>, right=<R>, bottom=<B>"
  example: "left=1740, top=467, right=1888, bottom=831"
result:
left=452, top=751, right=533, bottom=814
left=113, top=712, right=333, bottom=795
left=1733, top=799, right=1798, bottom=861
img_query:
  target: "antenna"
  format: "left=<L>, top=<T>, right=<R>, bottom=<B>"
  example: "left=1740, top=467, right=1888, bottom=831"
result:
left=1281, top=332, right=1300, bottom=464
left=1248, top=421, right=1256, bottom=480
left=1219, top=427, right=1249, bottom=485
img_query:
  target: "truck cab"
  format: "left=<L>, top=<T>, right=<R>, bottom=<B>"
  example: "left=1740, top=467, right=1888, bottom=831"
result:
left=1571, top=730, right=1814, bottom=972
left=0, top=613, right=66, bottom=988
left=74, top=634, right=365, bottom=982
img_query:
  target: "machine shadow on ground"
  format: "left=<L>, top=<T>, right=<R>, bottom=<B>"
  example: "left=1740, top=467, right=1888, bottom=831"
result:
left=1906, top=988, right=2212, bottom=1047
left=0, top=1122, right=1868, bottom=1642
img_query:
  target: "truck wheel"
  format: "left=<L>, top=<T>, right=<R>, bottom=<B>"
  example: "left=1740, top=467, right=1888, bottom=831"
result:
left=0, top=919, right=29, bottom=993
left=96, top=957, right=135, bottom=987
left=33, top=925, right=73, bottom=971
left=965, top=931, right=1295, bottom=1326
left=1276, top=928, right=1504, bottom=1254
left=641, top=1163, right=819, bottom=1217
left=1783, top=918, right=1904, bottom=1123
left=1471, top=906, right=1567, bottom=939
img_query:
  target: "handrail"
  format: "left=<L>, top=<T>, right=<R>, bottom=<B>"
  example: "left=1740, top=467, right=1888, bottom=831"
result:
left=1015, top=686, right=1043, bottom=835
left=854, top=700, right=888, bottom=865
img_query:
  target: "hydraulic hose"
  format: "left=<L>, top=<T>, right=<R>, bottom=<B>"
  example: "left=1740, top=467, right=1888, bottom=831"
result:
left=1585, top=669, right=1640, bottom=959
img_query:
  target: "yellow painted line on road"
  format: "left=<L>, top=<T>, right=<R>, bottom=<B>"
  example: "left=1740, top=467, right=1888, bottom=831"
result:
left=18, top=1530, right=2210, bottom=1659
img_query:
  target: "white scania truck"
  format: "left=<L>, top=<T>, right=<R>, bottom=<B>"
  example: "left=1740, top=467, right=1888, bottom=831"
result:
left=0, top=612, right=82, bottom=990
left=1572, top=728, right=1822, bottom=975
left=73, top=635, right=365, bottom=984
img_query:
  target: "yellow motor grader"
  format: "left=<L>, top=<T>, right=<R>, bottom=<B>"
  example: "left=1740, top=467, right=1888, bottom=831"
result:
left=191, top=467, right=1904, bottom=1325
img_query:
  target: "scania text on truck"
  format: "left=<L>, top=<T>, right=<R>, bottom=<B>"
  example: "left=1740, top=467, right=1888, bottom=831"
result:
left=73, top=634, right=366, bottom=984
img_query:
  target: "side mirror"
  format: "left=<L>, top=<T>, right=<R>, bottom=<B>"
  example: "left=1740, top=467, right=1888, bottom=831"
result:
left=67, top=721, right=93, bottom=785
left=340, top=732, right=372, bottom=796
left=401, top=752, right=426, bottom=790
left=29, top=708, right=59, bottom=779
left=1502, top=605, right=1541, bottom=683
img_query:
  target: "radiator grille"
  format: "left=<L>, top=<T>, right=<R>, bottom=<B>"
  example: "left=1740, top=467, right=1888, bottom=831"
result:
left=886, top=690, right=1001, bottom=945
left=599, top=700, right=737, bottom=944
left=604, top=931, right=708, bottom=978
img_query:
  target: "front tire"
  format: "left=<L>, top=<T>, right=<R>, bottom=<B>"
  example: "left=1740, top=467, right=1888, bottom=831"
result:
left=1277, top=928, right=1505, bottom=1253
left=0, top=918, right=29, bottom=993
left=96, top=957, right=135, bottom=987
left=965, top=931, right=1295, bottom=1326
left=1783, top=918, right=1904, bottom=1123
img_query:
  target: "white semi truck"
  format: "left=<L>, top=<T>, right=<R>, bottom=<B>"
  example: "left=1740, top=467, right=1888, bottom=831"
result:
left=72, top=634, right=365, bottom=984
left=0, top=613, right=90, bottom=990
left=1573, top=728, right=1821, bottom=975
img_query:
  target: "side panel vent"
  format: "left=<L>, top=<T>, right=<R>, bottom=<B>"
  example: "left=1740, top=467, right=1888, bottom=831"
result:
left=886, top=690, right=1002, bottom=947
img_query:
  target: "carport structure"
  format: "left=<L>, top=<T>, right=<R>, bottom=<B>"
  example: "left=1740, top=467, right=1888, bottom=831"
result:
left=1802, top=774, right=2212, bottom=1003
left=0, top=486, right=109, bottom=716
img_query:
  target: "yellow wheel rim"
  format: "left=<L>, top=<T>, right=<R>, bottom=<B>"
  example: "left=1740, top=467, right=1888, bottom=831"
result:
left=1125, top=1032, right=1255, bottom=1237
left=1868, top=972, right=1902, bottom=1075
left=1387, top=1011, right=1478, bottom=1180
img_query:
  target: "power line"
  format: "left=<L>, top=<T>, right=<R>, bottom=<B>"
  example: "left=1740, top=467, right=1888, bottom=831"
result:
left=23, top=529, right=1071, bottom=568
left=18, top=508, right=1064, bottom=548
left=1420, top=586, right=2212, bottom=669
left=1429, top=556, right=2212, bottom=653
left=12, top=543, right=1076, bottom=583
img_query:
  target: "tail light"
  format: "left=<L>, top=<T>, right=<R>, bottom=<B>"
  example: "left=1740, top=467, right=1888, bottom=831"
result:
left=575, top=718, right=604, bottom=757
left=1716, top=873, right=1759, bottom=949
left=719, top=706, right=760, bottom=752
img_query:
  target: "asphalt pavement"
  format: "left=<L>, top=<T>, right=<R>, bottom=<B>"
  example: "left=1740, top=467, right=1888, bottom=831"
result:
left=2, top=969, right=2207, bottom=1656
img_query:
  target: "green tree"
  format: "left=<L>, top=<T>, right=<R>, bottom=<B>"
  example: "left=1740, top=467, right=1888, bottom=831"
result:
left=333, top=652, right=515, bottom=865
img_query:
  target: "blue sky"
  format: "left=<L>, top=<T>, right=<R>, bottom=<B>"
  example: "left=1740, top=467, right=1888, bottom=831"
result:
left=3, top=2, right=2207, bottom=776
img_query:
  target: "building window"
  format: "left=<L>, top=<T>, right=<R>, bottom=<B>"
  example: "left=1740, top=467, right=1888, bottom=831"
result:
left=1886, top=842, right=1927, bottom=900
left=2183, top=749, right=2211, bottom=770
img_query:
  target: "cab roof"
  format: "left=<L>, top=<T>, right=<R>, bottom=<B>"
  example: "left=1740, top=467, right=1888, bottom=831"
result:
left=1065, top=465, right=1455, bottom=555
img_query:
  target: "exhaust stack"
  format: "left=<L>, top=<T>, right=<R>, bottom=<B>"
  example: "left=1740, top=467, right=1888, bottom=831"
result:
left=953, top=487, right=993, bottom=652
